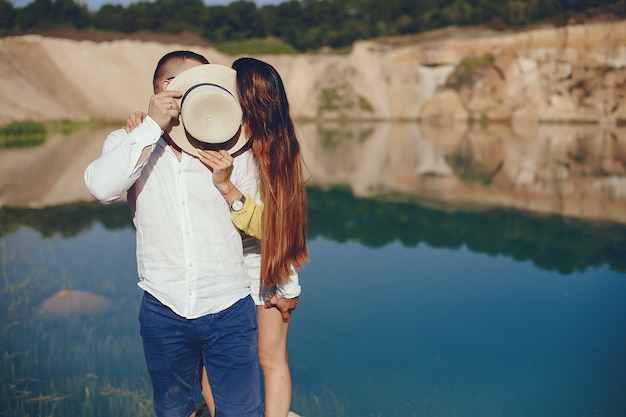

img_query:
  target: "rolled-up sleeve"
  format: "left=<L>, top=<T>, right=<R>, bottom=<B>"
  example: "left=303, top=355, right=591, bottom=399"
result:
left=276, top=266, right=301, bottom=299
left=230, top=196, right=263, bottom=240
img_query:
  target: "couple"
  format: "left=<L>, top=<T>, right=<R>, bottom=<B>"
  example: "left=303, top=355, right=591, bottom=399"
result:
left=84, top=50, right=308, bottom=417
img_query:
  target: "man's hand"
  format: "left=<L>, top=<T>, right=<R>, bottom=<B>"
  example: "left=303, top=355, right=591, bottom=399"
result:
left=148, top=90, right=182, bottom=131
left=265, top=293, right=299, bottom=323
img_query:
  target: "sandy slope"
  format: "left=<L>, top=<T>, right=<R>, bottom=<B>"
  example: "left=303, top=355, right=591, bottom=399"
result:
left=0, top=33, right=232, bottom=125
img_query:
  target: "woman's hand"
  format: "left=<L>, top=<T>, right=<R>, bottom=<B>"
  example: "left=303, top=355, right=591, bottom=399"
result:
left=197, top=149, right=235, bottom=195
left=125, top=111, right=147, bottom=133
left=265, top=294, right=299, bottom=323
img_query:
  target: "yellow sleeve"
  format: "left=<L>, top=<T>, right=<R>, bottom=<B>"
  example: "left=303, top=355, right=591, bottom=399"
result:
left=230, top=195, right=263, bottom=240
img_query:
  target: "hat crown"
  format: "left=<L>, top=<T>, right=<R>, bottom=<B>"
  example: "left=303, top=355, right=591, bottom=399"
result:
left=166, top=64, right=249, bottom=156
left=180, top=82, right=243, bottom=144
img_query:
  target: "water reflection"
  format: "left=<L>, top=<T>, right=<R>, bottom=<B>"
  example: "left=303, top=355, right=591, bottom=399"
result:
left=1, top=122, right=626, bottom=226
left=305, top=187, right=626, bottom=274
left=298, top=122, right=626, bottom=224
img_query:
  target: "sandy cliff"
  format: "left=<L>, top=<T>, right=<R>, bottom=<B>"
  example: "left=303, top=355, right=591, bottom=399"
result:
left=1, top=20, right=625, bottom=125
left=0, top=35, right=231, bottom=124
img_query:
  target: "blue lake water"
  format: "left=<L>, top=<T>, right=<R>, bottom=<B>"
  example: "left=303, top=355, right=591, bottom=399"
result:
left=1, top=193, right=626, bottom=417
left=295, top=238, right=626, bottom=417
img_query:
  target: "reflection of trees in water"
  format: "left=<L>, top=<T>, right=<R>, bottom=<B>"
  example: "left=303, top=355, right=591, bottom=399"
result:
left=0, top=203, right=131, bottom=238
left=306, top=186, right=626, bottom=274
left=2, top=191, right=625, bottom=274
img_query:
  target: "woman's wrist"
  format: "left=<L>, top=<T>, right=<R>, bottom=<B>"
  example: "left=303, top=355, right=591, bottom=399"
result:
left=217, top=181, right=235, bottom=196
left=217, top=182, right=244, bottom=206
left=220, top=185, right=235, bottom=196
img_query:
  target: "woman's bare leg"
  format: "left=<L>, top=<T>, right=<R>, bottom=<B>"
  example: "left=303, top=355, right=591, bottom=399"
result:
left=200, top=366, right=215, bottom=417
left=257, top=304, right=292, bottom=417
left=201, top=305, right=292, bottom=417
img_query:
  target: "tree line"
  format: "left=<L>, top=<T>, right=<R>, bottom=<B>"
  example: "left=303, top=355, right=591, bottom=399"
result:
left=1, top=0, right=624, bottom=52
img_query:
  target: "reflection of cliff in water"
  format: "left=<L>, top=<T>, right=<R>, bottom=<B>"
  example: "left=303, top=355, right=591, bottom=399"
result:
left=2, top=195, right=625, bottom=274
left=298, top=122, right=626, bottom=224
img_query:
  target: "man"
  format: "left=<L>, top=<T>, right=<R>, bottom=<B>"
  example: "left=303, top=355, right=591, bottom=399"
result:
left=84, top=50, right=263, bottom=417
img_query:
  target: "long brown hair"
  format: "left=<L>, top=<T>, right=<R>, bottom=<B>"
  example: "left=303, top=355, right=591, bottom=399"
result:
left=232, top=57, right=309, bottom=286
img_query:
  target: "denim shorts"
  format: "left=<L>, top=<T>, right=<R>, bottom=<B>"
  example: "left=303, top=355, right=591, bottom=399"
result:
left=139, top=292, right=263, bottom=417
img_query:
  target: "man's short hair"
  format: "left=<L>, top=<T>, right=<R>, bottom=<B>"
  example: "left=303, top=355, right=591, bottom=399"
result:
left=152, top=50, right=210, bottom=92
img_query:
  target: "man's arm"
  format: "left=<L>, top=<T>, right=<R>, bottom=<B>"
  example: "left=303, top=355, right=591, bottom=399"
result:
left=84, top=117, right=162, bottom=204
left=85, top=90, right=182, bottom=204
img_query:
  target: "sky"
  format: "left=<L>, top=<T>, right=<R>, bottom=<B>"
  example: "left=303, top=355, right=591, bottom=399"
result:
left=8, top=0, right=284, bottom=10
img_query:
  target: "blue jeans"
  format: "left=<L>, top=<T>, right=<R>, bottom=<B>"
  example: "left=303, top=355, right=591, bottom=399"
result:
left=139, top=292, right=263, bottom=417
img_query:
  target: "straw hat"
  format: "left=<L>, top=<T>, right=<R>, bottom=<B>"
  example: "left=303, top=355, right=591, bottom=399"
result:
left=166, top=64, right=249, bottom=156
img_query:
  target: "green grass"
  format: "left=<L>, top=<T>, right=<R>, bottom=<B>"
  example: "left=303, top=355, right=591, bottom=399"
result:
left=320, top=88, right=342, bottom=111
left=447, top=53, right=495, bottom=90
left=458, top=53, right=495, bottom=69
left=358, top=95, right=374, bottom=113
left=213, top=37, right=299, bottom=55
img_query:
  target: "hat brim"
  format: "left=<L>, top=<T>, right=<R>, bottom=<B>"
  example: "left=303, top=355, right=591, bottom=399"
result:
left=168, top=119, right=249, bottom=156
left=166, top=64, right=250, bottom=156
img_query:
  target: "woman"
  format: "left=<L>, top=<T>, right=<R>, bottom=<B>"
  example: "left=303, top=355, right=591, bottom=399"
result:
left=198, top=57, right=309, bottom=417
left=126, top=57, right=308, bottom=417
